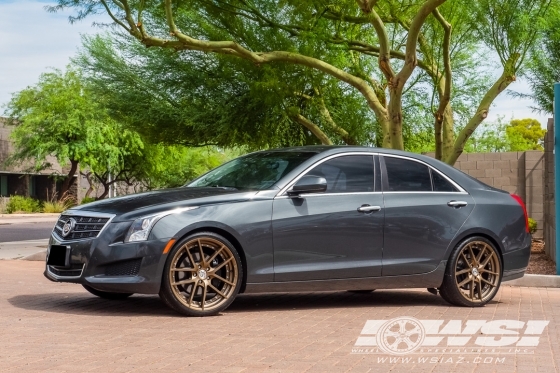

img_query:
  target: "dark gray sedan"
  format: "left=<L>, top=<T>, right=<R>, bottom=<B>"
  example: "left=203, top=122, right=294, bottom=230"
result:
left=45, top=147, right=531, bottom=316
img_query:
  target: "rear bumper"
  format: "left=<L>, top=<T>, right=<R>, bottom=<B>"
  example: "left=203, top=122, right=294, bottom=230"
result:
left=501, top=235, right=531, bottom=282
left=44, top=234, right=170, bottom=294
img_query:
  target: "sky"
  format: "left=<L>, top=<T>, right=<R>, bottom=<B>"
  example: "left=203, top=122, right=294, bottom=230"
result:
left=0, top=0, right=552, bottom=127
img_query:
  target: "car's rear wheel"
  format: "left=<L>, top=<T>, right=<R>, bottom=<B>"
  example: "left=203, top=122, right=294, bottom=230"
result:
left=159, top=232, right=243, bottom=317
left=440, top=236, right=502, bottom=307
left=82, top=285, right=133, bottom=300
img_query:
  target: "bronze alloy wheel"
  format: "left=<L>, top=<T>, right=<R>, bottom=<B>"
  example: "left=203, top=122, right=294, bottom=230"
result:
left=160, top=232, right=243, bottom=316
left=440, top=236, right=502, bottom=307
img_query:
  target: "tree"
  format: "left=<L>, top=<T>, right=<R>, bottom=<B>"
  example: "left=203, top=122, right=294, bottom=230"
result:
left=3, top=68, right=116, bottom=198
left=506, top=118, right=546, bottom=151
left=463, top=118, right=546, bottom=152
left=523, top=5, right=560, bottom=114
left=50, top=0, right=552, bottom=165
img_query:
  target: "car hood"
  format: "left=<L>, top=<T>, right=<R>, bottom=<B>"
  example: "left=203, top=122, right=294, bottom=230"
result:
left=69, top=187, right=257, bottom=220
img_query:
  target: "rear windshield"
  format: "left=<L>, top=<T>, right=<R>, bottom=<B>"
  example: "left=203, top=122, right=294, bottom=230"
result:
left=187, top=152, right=317, bottom=191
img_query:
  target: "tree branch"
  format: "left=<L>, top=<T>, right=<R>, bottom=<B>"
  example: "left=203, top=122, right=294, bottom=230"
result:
left=290, top=112, right=333, bottom=145
left=446, top=53, right=520, bottom=165
left=432, top=8, right=452, bottom=160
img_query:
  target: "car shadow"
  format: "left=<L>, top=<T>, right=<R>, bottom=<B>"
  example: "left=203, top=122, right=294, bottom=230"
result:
left=6, top=289, right=488, bottom=317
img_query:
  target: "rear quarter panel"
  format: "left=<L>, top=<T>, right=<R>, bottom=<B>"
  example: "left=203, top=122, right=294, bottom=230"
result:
left=447, top=188, right=531, bottom=276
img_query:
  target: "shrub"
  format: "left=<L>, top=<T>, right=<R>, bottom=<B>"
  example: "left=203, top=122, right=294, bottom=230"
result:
left=528, top=217, right=538, bottom=234
left=6, top=195, right=41, bottom=213
left=81, top=196, right=96, bottom=205
left=42, top=192, right=75, bottom=213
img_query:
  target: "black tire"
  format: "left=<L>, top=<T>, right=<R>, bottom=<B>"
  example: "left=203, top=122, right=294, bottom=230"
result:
left=159, top=232, right=243, bottom=317
left=82, top=284, right=133, bottom=300
left=440, top=236, right=502, bottom=307
left=347, top=290, right=375, bottom=294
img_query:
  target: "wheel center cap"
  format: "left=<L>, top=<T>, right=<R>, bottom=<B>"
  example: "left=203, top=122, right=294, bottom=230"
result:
left=472, top=268, right=480, bottom=277
left=198, top=269, right=207, bottom=280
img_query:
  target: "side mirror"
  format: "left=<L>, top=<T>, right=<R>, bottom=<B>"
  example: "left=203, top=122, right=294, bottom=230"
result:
left=287, top=175, right=328, bottom=197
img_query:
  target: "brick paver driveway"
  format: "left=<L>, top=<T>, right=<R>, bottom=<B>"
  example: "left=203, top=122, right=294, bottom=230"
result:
left=1, top=261, right=559, bottom=373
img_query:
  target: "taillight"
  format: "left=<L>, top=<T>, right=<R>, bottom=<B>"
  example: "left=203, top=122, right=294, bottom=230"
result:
left=510, top=194, right=529, bottom=233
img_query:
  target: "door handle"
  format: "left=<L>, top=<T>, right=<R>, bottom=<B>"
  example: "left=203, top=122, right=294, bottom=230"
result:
left=447, top=200, right=468, bottom=208
left=357, top=204, right=382, bottom=213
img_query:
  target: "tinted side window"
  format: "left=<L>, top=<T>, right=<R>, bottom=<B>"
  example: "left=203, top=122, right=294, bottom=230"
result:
left=384, top=157, right=431, bottom=192
left=432, top=170, right=458, bottom=192
left=306, top=155, right=374, bottom=193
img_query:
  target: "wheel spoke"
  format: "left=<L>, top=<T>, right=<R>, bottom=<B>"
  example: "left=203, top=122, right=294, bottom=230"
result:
left=212, top=273, right=235, bottom=286
left=457, top=275, right=472, bottom=287
left=172, top=278, right=197, bottom=286
left=212, top=257, right=233, bottom=272
left=480, top=251, right=495, bottom=268
left=477, top=280, right=483, bottom=301
left=469, top=278, right=475, bottom=299
left=480, top=269, right=499, bottom=276
left=201, top=283, right=207, bottom=311
left=198, top=239, right=206, bottom=266
left=476, top=245, right=487, bottom=265
left=171, top=267, right=196, bottom=272
left=185, top=246, right=197, bottom=269
left=460, top=251, right=470, bottom=265
left=207, top=246, right=224, bottom=267
left=481, top=277, right=496, bottom=287
left=468, top=245, right=477, bottom=266
left=455, top=268, right=471, bottom=276
left=188, top=283, right=198, bottom=306
left=208, top=283, right=227, bottom=298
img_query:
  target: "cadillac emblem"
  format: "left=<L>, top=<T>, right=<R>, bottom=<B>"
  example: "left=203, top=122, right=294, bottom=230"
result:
left=61, top=218, right=76, bottom=237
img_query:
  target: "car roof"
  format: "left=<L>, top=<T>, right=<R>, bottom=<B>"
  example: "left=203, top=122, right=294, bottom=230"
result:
left=259, top=146, right=492, bottom=193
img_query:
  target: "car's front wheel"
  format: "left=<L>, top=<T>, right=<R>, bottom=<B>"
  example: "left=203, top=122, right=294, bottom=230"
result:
left=159, top=232, right=243, bottom=316
left=82, top=285, right=133, bottom=300
left=440, top=236, right=502, bottom=307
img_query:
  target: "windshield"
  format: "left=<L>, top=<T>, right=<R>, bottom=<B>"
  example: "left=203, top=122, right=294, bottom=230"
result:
left=187, top=151, right=317, bottom=191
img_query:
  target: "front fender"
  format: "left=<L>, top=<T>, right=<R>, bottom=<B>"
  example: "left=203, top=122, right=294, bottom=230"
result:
left=149, top=201, right=274, bottom=283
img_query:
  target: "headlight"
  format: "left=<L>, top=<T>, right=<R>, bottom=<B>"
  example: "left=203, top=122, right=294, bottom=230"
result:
left=124, top=206, right=199, bottom=242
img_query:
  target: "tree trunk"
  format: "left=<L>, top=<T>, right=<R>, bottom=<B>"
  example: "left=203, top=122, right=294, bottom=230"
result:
left=60, top=159, right=78, bottom=199
left=98, top=183, right=109, bottom=200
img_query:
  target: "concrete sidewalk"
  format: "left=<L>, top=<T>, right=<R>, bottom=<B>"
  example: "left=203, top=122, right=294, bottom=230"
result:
left=0, top=213, right=59, bottom=225
left=0, top=239, right=48, bottom=260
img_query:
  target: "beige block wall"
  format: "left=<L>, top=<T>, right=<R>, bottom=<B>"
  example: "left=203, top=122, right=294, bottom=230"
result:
left=426, top=150, right=545, bottom=238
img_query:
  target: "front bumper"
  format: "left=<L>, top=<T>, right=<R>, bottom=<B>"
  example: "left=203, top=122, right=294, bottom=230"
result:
left=44, top=230, right=170, bottom=294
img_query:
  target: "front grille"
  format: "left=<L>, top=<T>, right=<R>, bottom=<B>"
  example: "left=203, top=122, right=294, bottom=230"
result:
left=54, top=215, right=110, bottom=241
left=104, top=258, right=142, bottom=276
left=48, top=264, right=84, bottom=277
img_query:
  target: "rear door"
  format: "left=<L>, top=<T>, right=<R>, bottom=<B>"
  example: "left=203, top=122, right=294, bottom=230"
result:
left=380, top=155, right=474, bottom=276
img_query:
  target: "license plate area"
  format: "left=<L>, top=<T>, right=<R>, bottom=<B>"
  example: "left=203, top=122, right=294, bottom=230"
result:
left=47, top=245, right=71, bottom=268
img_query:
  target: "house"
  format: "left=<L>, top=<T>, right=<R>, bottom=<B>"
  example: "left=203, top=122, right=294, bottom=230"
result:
left=0, top=117, right=80, bottom=201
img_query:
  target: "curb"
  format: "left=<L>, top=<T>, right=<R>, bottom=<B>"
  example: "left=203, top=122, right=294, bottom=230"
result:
left=503, top=274, right=560, bottom=288
left=0, top=213, right=60, bottom=219
left=20, top=250, right=47, bottom=261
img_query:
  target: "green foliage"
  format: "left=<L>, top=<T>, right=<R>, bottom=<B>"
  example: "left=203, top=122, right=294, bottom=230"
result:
left=528, top=217, right=538, bottom=234
left=506, top=119, right=546, bottom=151
left=42, top=193, right=75, bottom=213
left=80, top=196, right=96, bottom=204
left=464, top=118, right=546, bottom=153
left=6, top=196, right=41, bottom=214
left=524, top=5, right=560, bottom=114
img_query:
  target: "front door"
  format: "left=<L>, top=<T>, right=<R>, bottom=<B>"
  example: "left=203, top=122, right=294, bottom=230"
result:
left=272, top=154, right=384, bottom=281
